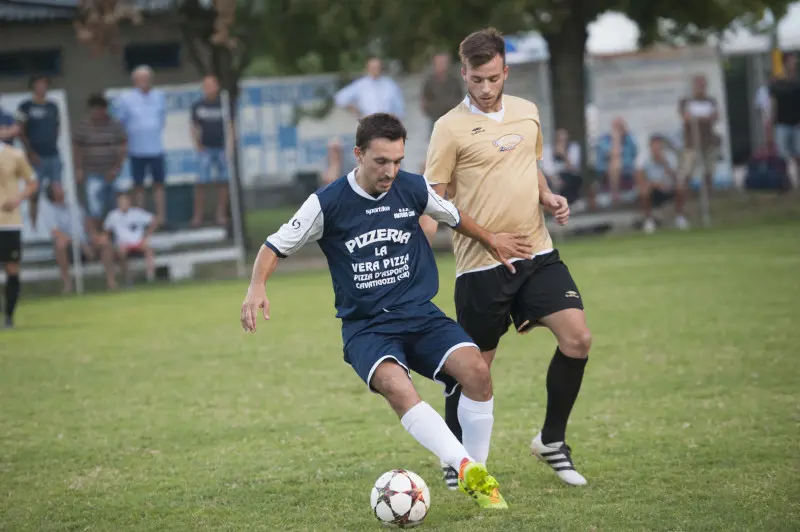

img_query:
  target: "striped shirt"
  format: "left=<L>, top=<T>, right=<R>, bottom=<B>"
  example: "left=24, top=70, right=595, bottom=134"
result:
left=73, top=116, right=127, bottom=175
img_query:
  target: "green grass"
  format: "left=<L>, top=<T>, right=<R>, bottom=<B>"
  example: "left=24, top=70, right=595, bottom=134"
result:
left=2, top=219, right=799, bottom=531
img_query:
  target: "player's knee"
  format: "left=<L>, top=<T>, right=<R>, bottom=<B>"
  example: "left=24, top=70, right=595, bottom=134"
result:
left=459, top=353, right=493, bottom=400
left=371, top=361, right=418, bottom=410
left=560, top=328, right=592, bottom=358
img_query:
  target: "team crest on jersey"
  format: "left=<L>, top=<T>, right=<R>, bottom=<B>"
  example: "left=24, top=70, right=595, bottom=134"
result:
left=493, top=133, right=524, bottom=152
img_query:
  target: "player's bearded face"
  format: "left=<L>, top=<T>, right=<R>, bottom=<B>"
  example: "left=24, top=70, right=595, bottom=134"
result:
left=355, top=138, right=405, bottom=195
left=462, top=54, right=508, bottom=113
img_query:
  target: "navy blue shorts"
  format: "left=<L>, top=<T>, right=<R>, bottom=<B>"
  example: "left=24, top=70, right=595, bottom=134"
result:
left=130, top=155, right=166, bottom=185
left=344, top=311, right=477, bottom=397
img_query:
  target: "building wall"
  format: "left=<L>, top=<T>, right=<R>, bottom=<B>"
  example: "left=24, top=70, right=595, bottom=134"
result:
left=0, top=18, right=200, bottom=124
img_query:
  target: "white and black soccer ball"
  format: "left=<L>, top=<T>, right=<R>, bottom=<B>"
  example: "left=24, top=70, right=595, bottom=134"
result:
left=370, top=469, right=430, bottom=528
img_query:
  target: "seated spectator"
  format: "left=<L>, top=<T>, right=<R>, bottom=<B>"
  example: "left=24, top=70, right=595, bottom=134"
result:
left=636, top=135, right=688, bottom=233
left=592, top=117, right=638, bottom=208
left=46, top=183, right=115, bottom=292
left=544, top=128, right=582, bottom=203
left=103, top=191, right=156, bottom=285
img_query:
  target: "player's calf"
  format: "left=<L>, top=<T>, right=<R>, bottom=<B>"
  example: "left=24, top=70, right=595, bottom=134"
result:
left=442, top=345, right=495, bottom=466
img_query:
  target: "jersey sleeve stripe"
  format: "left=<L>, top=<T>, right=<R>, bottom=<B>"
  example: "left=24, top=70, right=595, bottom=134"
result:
left=264, top=240, right=287, bottom=259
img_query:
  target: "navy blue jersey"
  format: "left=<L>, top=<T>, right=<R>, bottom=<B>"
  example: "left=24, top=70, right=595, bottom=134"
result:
left=17, top=99, right=60, bottom=156
left=265, top=169, right=460, bottom=342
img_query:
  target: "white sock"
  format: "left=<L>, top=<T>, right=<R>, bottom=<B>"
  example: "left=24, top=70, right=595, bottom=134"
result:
left=458, top=395, right=494, bottom=464
left=401, top=401, right=472, bottom=471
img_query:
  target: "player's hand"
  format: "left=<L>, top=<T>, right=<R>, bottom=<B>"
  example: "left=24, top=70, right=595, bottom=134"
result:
left=488, top=233, right=534, bottom=274
left=541, top=192, right=570, bottom=226
left=241, top=283, right=270, bottom=332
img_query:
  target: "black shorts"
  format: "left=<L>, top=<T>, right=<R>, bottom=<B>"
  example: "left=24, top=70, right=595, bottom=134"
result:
left=0, top=230, right=22, bottom=263
left=651, top=188, right=674, bottom=207
left=454, top=250, right=584, bottom=352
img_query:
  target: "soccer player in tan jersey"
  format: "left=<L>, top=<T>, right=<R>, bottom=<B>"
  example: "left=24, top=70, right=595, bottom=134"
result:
left=421, top=28, right=592, bottom=489
left=0, top=142, right=38, bottom=328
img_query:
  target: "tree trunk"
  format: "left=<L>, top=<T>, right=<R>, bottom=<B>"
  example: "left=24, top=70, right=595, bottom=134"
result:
left=544, top=19, right=590, bottom=188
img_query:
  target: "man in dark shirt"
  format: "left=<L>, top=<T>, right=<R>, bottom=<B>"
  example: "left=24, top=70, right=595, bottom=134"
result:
left=190, top=76, right=231, bottom=227
left=770, top=53, right=800, bottom=172
left=421, top=53, right=464, bottom=138
left=16, top=76, right=61, bottom=228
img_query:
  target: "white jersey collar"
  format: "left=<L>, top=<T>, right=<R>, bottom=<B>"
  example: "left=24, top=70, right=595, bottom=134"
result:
left=463, top=95, right=505, bottom=122
left=347, top=168, right=388, bottom=201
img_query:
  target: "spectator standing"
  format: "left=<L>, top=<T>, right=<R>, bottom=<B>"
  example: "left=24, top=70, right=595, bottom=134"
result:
left=327, top=57, right=405, bottom=182
left=46, top=183, right=115, bottom=293
left=190, top=76, right=231, bottom=227
left=73, top=94, right=128, bottom=231
left=334, top=57, right=405, bottom=119
left=421, top=53, right=463, bottom=135
left=677, top=75, right=720, bottom=198
left=592, top=117, right=638, bottom=207
left=115, top=65, right=167, bottom=225
left=769, top=53, right=800, bottom=175
left=16, top=75, right=61, bottom=229
left=103, top=192, right=156, bottom=285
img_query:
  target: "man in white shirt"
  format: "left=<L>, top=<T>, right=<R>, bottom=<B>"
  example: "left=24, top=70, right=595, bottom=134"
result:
left=103, top=191, right=156, bottom=283
left=334, top=57, right=405, bottom=119
left=46, top=183, right=115, bottom=292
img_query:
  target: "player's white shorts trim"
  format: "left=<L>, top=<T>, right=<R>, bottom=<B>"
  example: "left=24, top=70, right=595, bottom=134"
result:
left=432, top=341, right=478, bottom=397
left=367, top=355, right=411, bottom=393
left=455, top=248, right=554, bottom=278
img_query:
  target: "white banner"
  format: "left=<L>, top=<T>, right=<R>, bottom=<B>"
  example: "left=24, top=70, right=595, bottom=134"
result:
left=589, top=46, right=733, bottom=187
left=1, top=89, right=77, bottom=244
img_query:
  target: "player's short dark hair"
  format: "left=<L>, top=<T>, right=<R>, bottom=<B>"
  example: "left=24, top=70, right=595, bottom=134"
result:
left=459, top=27, right=506, bottom=68
left=355, top=113, right=407, bottom=151
left=87, top=94, right=108, bottom=108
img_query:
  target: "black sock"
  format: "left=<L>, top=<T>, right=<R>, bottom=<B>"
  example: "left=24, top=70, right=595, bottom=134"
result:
left=541, top=348, right=588, bottom=445
left=5, top=274, right=20, bottom=319
left=444, top=386, right=463, bottom=444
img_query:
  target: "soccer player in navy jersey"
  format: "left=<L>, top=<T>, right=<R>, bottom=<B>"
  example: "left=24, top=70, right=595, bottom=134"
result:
left=241, top=113, right=534, bottom=510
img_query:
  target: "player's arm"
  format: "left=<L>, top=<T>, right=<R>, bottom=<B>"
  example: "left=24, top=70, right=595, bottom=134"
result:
left=15, top=103, right=37, bottom=164
left=423, top=181, right=533, bottom=273
left=3, top=152, right=38, bottom=212
left=242, top=195, right=324, bottom=332
left=421, top=122, right=457, bottom=243
left=190, top=103, right=203, bottom=151
left=535, top=123, right=570, bottom=226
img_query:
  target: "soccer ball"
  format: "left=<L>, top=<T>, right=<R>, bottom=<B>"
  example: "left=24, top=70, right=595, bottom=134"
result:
left=370, top=469, right=430, bottom=528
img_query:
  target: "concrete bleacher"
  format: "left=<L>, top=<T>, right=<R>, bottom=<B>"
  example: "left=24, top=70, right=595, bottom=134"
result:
left=1, top=225, right=242, bottom=284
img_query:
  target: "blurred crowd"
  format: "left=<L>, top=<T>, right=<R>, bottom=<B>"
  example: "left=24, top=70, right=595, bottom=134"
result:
left=0, top=49, right=797, bottom=292
left=0, top=66, right=232, bottom=290
left=324, top=51, right=799, bottom=234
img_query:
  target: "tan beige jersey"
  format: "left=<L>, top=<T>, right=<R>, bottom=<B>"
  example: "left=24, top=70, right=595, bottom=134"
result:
left=0, top=144, right=36, bottom=229
left=425, top=95, right=553, bottom=275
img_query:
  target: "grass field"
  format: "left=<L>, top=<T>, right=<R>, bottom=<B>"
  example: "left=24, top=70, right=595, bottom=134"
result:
left=2, top=218, right=799, bottom=531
